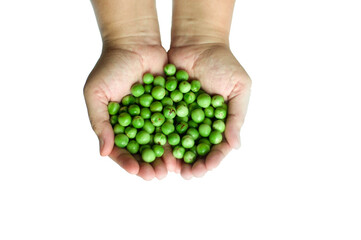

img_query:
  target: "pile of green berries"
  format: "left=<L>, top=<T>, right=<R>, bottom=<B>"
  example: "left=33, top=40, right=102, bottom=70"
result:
left=107, top=64, right=227, bottom=164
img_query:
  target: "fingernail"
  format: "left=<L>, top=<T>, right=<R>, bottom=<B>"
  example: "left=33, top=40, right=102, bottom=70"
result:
left=99, top=137, right=104, bottom=155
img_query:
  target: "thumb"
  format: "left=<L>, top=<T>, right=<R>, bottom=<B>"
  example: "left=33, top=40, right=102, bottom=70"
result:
left=225, top=81, right=251, bottom=149
left=84, top=86, right=114, bottom=156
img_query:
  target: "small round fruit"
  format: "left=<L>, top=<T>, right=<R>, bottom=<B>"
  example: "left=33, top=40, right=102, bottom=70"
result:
left=209, top=130, right=223, bottom=144
left=154, top=133, right=167, bottom=145
left=143, top=73, right=154, bottom=84
left=164, top=63, right=177, bottom=76
left=199, top=124, right=212, bottom=137
left=136, top=130, right=151, bottom=145
left=142, top=148, right=156, bottom=163
left=114, top=134, right=129, bottom=148
left=118, top=112, right=132, bottom=127
left=183, top=151, right=196, bottom=164
left=181, top=135, right=195, bottom=149
left=173, top=146, right=186, bottom=159
left=108, top=102, right=120, bottom=115
left=196, top=143, right=211, bottom=156
left=212, top=120, right=226, bottom=133
left=191, top=108, right=205, bottom=123
left=211, top=95, right=225, bottom=108
left=153, top=145, right=164, bottom=157
left=127, top=140, right=139, bottom=154
left=197, top=93, right=211, bottom=108
left=131, top=83, right=145, bottom=97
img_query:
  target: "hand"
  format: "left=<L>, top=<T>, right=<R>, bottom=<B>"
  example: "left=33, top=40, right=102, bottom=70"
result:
left=168, top=43, right=252, bottom=179
left=83, top=44, right=169, bottom=180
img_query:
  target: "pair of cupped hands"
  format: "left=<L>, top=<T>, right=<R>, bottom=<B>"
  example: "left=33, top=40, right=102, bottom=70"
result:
left=84, top=42, right=251, bottom=180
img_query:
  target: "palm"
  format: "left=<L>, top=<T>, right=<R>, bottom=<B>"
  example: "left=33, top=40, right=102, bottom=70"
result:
left=84, top=45, right=169, bottom=180
left=168, top=44, right=252, bottom=179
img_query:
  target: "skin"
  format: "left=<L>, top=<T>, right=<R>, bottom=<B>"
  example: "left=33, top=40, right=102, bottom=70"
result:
left=84, top=0, right=168, bottom=180
left=167, top=0, right=252, bottom=179
left=85, top=0, right=251, bottom=180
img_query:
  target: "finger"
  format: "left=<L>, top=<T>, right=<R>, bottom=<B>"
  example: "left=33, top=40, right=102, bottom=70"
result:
left=137, top=162, right=156, bottom=181
left=225, top=84, right=251, bottom=149
left=109, top=147, right=139, bottom=175
left=84, top=85, right=114, bottom=156
left=162, top=144, right=177, bottom=172
left=205, top=141, right=232, bottom=171
left=180, top=163, right=193, bottom=180
left=175, top=159, right=182, bottom=174
left=152, top=158, right=168, bottom=180
left=191, top=159, right=207, bottom=178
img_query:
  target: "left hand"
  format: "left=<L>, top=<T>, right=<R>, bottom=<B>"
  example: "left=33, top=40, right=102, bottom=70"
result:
left=167, top=43, right=252, bottom=179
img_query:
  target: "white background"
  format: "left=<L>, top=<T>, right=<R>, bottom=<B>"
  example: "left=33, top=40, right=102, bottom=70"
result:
left=0, top=0, right=360, bottom=239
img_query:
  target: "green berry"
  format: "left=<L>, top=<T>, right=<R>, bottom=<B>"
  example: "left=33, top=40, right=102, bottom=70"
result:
left=165, top=78, right=178, bottom=91
left=181, top=135, right=195, bottom=148
left=125, top=127, right=137, bottom=139
left=196, top=143, right=211, bottom=156
left=151, top=113, right=165, bottom=127
left=168, top=133, right=180, bottom=146
left=139, top=94, right=153, bottom=107
left=173, top=146, right=186, bottom=159
left=184, top=151, right=196, bottom=164
left=136, top=130, right=151, bottom=145
left=190, top=80, right=201, bottom=92
left=170, top=90, right=183, bottom=103
left=153, top=76, right=165, bottom=87
left=142, top=148, right=156, bottom=163
left=191, top=108, right=205, bottom=123
left=132, top=116, right=144, bottom=129
left=131, top=83, right=145, bottom=97
left=186, top=128, right=199, bottom=140
left=108, top=102, right=120, bottom=115
left=211, top=95, right=225, bottom=108
left=199, top=124, right=212, bottom=137
left=212, top=120, right=226, bottom=133
left=152, top=145, right=164, bottom=157
left=176, top=122, right=188, bottom=134
left=209, top=130, right=223, bottom=144
left=143, top=120, right=155, bottom=134
left=121, top=95, right=136, bottom=106
left=161, top=121, right=175, bottom=135
left=110, top=115, right=118, bottom=125
left=118, top=112, right=132, bottom=127
left=178, top=81, right=191, bottom=93
left=176, top=105, right=188, bottom=117
left=151, top=86, right=166, bottom=100
left=214, top=107, right=227, bottom=120
left=113, top=124, right=125, bottom=134
left=161, top=97, right=173, bottom=106
left=197, top=93, right=211, bottom=108
left=127, top=140, right=139, bottom=154
left=114, top=134, right=129, bottom=148
left=184, top=92, right=196, bottom=104
left=143, top=73, right=154, bottom=84
left=150, top=101, right=163, bottom=112
left=144, top=84, right=152, bottom=93
left=176, top=70, right=189, bottom=81
left=128, top=104, right=140, bottom=116
left=164, top=64, right=177, bottom=76
left=204, top=106, right=215, bottom=118
left=154, top=132, right=167, bottom=145
left=140, top=108, right=151, bottom=119
left=163, top=105, right=177, bottom=119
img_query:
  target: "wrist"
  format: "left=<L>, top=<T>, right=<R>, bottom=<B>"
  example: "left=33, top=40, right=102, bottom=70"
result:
left=170, top=0, right=234, bottom=48
left=171, top=18, right=229, bottom=48
left=101, top=19, right=161, bottom=49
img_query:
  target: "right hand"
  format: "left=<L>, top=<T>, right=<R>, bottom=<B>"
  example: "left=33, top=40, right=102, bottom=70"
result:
left=83, top=44, right=170, bottom=180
